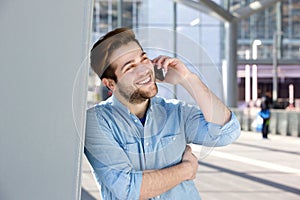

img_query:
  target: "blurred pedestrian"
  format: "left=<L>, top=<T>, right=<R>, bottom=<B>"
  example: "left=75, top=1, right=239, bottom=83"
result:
left=259, top=95, right=271, bottom=139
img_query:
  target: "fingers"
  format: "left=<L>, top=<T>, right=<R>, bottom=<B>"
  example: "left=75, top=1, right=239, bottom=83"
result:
left=152, top=55, right=168, bottom=66
left=152, top=56, right=177, bottom=71
left=152, top=55, right=190, bottom=85
left=182, top=145, right=199, bottom=180
left=182, top=145, right=195, bottom=161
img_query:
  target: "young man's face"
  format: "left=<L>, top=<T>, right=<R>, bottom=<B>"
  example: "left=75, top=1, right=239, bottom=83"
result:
left=109, top=41, right=158, bottom=104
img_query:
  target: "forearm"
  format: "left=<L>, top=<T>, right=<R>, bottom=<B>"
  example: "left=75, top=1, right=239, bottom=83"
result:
left=139, top=162, right=191, bottom=199
left=181, top=73, right=231, bottom=125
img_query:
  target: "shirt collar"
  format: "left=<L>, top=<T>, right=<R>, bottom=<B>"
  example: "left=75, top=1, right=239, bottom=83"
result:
left=111, top=94, right=155, bottom=115
left=111, top=95, right=131, bottom=114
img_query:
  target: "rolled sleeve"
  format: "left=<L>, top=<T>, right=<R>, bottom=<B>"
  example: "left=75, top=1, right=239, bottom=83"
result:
left=185, top=105, right=241, bottom=147
left=84, top=107, right=143, bottom=200
left=206, top=112, right=241, bottom=146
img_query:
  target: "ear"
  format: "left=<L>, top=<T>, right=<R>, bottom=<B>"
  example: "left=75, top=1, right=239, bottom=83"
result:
left=102, top=78, right=116, bottom=91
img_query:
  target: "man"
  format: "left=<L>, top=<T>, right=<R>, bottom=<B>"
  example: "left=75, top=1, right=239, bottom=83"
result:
left=85, top=28, right=241, bottom=200
left=259, top=94, right=271, bottom=139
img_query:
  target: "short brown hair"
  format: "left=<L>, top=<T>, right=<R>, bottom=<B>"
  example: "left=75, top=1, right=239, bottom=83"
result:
left=90, top=28, right=143, bottom=81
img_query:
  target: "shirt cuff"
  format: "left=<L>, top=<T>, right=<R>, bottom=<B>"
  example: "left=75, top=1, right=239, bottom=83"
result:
left=206, top=112, right=241, bottom=145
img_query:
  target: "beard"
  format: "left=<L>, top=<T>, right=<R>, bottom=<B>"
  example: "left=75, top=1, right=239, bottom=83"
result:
left=118, top=82, right=158, bottom=104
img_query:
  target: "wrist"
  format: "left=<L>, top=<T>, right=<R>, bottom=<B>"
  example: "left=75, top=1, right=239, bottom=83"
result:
left=179, top=161, right=193, bottom=180
left=179, top=72, right=193, bottom=85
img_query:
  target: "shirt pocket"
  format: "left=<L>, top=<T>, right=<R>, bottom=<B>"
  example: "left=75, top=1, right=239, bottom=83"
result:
left=159, top=132, right=186, bottom=167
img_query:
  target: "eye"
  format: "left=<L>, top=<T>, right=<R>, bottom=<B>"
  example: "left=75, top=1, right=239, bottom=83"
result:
left=124, top=64, right=135, bottom=72
left=141, top=55, right=149, bottom=63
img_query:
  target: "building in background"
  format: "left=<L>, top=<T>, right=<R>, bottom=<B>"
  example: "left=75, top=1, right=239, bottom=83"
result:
left=226, top=0, right=300, bottom=108
left=89, top=0, right=300, bottom=109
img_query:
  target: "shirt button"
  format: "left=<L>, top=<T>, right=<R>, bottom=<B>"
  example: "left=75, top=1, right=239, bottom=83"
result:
left=145, top=142, right=149, bottom=146
left=157, top=195, right=160, bottom=198
left=134, top=119, right=138, bottom=123
left=172, top=137, right=176, bottom=140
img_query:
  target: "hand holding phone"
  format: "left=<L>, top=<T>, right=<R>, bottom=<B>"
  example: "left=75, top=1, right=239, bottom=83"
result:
left=154, top=65, right=165, bottom=81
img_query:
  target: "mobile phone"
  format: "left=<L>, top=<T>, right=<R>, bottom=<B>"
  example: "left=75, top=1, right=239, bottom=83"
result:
left=154, top=66, right=165, bottom=81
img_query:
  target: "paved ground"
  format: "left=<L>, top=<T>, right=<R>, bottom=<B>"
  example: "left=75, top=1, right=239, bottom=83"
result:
left=81, top=155, right=102, bottom=200
left=81, top=131, right=300, bottom=200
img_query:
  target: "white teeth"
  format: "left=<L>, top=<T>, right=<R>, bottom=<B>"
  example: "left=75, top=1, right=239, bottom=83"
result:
left=138, top=77, right=151, bottom=85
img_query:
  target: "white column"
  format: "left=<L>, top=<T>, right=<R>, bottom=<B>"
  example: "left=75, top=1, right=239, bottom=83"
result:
left=289, top=84, right=294, bottom=105
left=252, top=39, right=261, bottom=104
left=245, top=65, right=251, bottom=104
left=95, top=1, right=100, bottom=33
left=252, top=64, right=258, bottom=103
left=245, top=50, right=251, bottom=105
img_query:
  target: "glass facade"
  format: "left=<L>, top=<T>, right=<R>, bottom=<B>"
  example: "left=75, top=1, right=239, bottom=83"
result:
left=224, top=0, right=300, bottom=107
left=231, top=0, right=300, bottom=60
left=92, top=0, right=141, bottom=38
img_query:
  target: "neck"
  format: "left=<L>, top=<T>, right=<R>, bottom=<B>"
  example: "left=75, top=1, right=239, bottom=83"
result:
left=128, top=100, right=149, bottom=119
left=116, top=94, right=149, bottom=118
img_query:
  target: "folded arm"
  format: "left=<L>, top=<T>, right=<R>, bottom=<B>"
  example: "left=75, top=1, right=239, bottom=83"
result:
left=139, top=145, right=197, bottom=199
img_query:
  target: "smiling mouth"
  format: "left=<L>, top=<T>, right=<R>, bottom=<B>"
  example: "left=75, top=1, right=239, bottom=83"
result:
left=136, top=76, right=152, bottom=85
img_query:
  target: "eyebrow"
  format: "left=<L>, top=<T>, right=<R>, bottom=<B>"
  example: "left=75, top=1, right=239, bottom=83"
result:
left=121, top=52, right=147, bottom=71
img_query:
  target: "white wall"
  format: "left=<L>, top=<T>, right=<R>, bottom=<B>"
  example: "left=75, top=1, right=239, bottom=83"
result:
left=0, top=0, right=93, bottom=199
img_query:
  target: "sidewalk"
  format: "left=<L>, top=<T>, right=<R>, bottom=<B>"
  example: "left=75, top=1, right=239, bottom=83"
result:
left=81, top=155, right=102, bottom=200
left=81, top=131, right=300, bottom=200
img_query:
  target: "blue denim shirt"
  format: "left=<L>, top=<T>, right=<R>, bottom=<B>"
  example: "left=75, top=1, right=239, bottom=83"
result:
left=84, top=95, right=241, bottom=200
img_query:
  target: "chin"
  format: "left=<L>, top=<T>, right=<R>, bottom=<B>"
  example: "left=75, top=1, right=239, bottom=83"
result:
left=145, top=83, right=158, bottom=97
left=129, top=84, right=158, bottom=104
